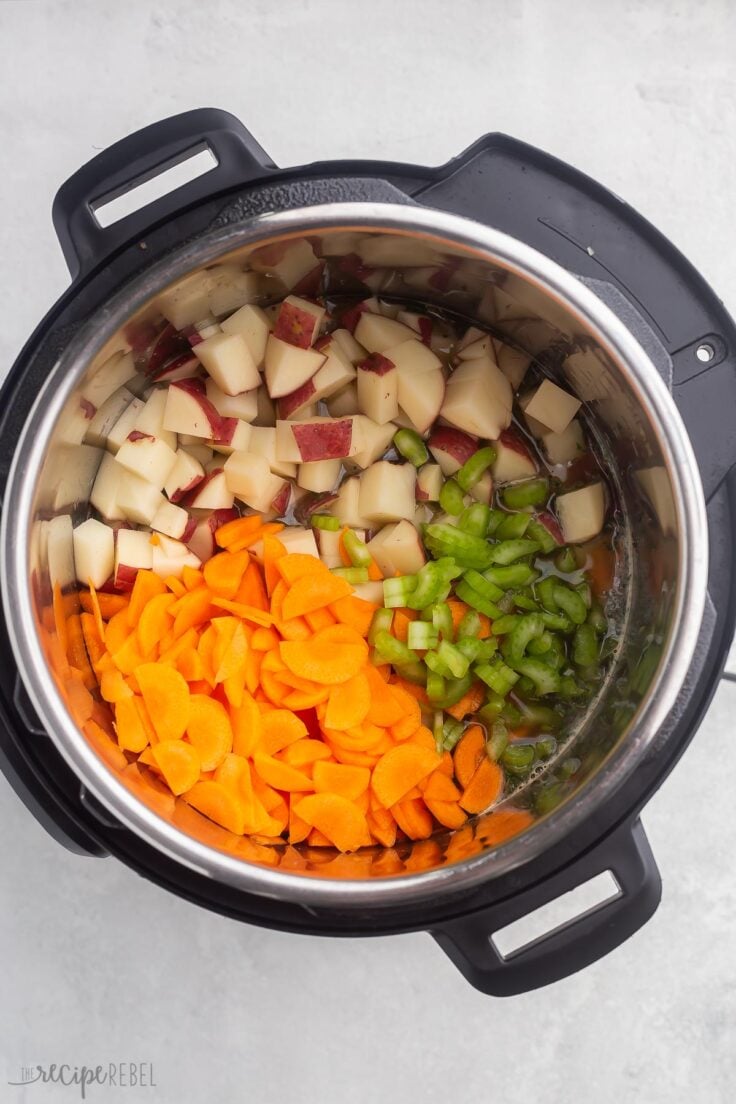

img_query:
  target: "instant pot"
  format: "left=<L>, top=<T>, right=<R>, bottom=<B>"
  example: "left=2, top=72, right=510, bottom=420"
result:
left=1, top=109, right=734, bottom=996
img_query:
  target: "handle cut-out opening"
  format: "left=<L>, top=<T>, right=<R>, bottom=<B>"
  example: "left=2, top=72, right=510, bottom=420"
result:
left=91, top=143, right=218, bottom=229
left=491, top=870, right=621, bottom=959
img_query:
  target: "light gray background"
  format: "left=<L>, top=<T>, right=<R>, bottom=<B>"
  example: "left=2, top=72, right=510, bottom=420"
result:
left=1, top=1, right=735, bottom=1101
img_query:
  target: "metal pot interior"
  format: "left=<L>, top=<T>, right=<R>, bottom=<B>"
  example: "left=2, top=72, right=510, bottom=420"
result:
left=3, top=207, right=706, bottom=901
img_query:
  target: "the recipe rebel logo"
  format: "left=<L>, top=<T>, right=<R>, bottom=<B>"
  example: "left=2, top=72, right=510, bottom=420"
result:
left=7, top=1062, right=157, bottom=1098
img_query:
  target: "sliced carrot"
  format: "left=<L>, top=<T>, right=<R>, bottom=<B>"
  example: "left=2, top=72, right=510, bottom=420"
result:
left=235, top=560, right=269, bottom=610
left=176, top=646, right=205, bottom=682
left=135, top=663, right=190, bottom=742
left=231, top=692, right=263, bottom=757
left=151, top=739, right=201, bottom=794
left=367, top=808, right=397, bottom=848
left=293, top=793, right=370, bottom=852
left=262, top=535, right=287, bottom=595
left=182, top=565, right=205, bottom=591
left=203, top=550, right=250, bottom=598
left=279, top=739, right=333, bottom=768
left=392, top=609, right=414, bottom=644
left=212, top=619, right=248, bottom=684
left=80, top=612, right=106, bottom=669
left=283, top=687, right=332, bottom=710
left=389, top=676, right=429, bottom=709
left=186, top=694, right=233, bottom=770
left=85, top=583, right=106, bottom=641
left=185, top=779, right=246, bottom=834
left=324, top=672, right=371, bottom=730
left=171, top=587, right=215, bottom=637
left=227, top=521, right=284, bottom=553
left=313, top=760, right=370, bottom=801
left=453, top=724, right=486, bottom=789
left=244, top=648, right=262, bottom=695
left=280, top=634, right=367, bottom=685
left=372, top=744, right=440, bottom=808
left=158, top=626, right=198, bottom=665
left=215, top=514, right=263, bottom=549
left=288, top=803, right=311, bottom=844
left=260, top=709, right=308, bottom=754
left=474, top=807, right=535, bottom=846
left=281, top=571, right=352, bottom=621
left=112, top=634, right=148, bottom=677
left=459, top=756, right=503, bottom=815
left=100, top=668, right=133, bottom=703
left=211, top=597, right=274, bottom=627
left=81, top=589, right=128, bottom=621
left=137, top=592, right=176, bottom=656
left=276, top=552, right=326, bottom=585
left=329, top=594, right=378, bottom=636
left=391, top=797, right=434, bottom=840
left=253, top=753, right=314, bottom=792
left=84, top=718, right=128, bottom=771
left=164, top=575, right=187, bottom=597
left=105, top=608, right=131, bottom=654
left=363, top=665, right=405, bottom=726
left=422, top=771, right=462, bottom=802
left=128, top=570, right=168, bottom=626
left=275, top=615, right=311, bottom=641
left=391, top=712, right=422, bottom=742
left=304, top=606, right=337, bottom=633
left=251, top=626, right=280, bottom=651
left=446, top=680, right=485, bottom=721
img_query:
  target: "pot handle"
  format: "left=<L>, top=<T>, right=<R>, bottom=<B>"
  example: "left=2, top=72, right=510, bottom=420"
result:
left=52, top=108, right=275, bottom=279
left=431, top=817, right=661, bottom=996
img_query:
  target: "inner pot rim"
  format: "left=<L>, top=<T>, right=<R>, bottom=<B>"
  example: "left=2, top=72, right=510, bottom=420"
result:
left=0, top=202, right=708, bottom=907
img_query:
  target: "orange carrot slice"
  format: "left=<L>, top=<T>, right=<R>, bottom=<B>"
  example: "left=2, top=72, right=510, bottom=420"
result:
left=329, top=594, right=378, bottom=636
left=459, top=756, right=503, bottom=814
left=251, top=626, right=280, bottom=651
left=279, top=637, right=366, bottom=685
left=453, top=724, right=486, bottom=789
left=171, top=587, right=215, bottom=637
left=446, top=681, right=485, bottom=721
left=80, top=589, right=128, bottom=621
left=211, top=597, right=274, bottom=627
left=313, top=761, right=370, bottom=801
left=184, top=779, right=246, bottom=834
left=391, top=797, right=434, bottom=840
left=253, top=753, right=314, bottom=792
left=276, top=553, right=326, bottom=585
left=186, top=695, right=233, bottom=770
left=293, top=793, right=371, bottom=852
left=303, top=606, right=336, bottom=633
left=235, top=560, right=269, bottom=610
left=425, top=798, right=468, bottom=830
left=137, top=592, right=176, bottom=656
left=422, top=771, right=462, bottom=802
left=281, top=571, right=352, bottom=621
left=262, top=535, right=287, bottom=595
left=231, top=692, right=263, bottom=758
left=203, top=550, right=250, bottom=598
left=100, top=669, right=133, bottom=703
left=135, top=663, right=190, bottom=742
left=260, top=709, right=308, bottom=754
left=324, top=672, right=371, bottom=730
left=372, top=744, right=440, bottom=808
left=215, top=514, right=263, bottom=549
left=114, top=696, right=150, bottom=753
left=128, top=570, right=167, bottom=626
left=151, top=739, right=201, bottom=794
left=279, top=739, right=333, bottom=768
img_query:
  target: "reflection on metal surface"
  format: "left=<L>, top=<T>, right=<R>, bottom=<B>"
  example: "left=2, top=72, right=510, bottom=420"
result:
left=3, top=207, right=707, bottom=904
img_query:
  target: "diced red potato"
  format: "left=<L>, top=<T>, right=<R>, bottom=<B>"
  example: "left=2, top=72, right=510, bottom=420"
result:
left=273, top=295, right=325, bottom=348
left=277, top=342, right=355, bottom=419
left=396, top=310, right=433, bottom=345
left=348, top=417, right=396, bottom=470
left=115, top=433, right=179, bottom=490
left=354, top=313, right=416, bottom=354
left=72, top=518, right=115, bottom=589
left=275, top=417, right=363, bottom=464
left=457, top=333, right=495, bottom=360
left=253, top=385, right=277, bottom=427
left=440, top=356, right=512, bottom=440
left=117, top=471, right=166, bottom=525
left=178, top=438, right=214, bottom=466
left=41, top=444, right=100, bottom=514
left=492, top=428, right=538, bottom=484
left=105, top=396, right=145, bottom=453
left=273, top=526, right=320, bottom=557
left=356, top=354, right=399, bottom=424
left=358, top=461, right=415, bottom=523
left=496, top=342, right=532, bottom=390
left=134, top=388, right=177, bottom=451
left=195, top=332, right=260, bottom=396
left=80, top=351, right=137, bottom=408
left=536, top=510, right=564, bottom=547
left=416, top=463, right=444, bottom=502
left=186, top=469, right=235, bottom=511
left=315, top=527, right=346, bottom=568
left=115, top=529, right=154, bottom=590
left=223, top=452, right=287, bottom=513
left=326, top=382, right=360, bottom=417
left=330, top=328, right=367, bottom=365
left=84, top=387, right=135, bottom=449
left=264, top=336, right=325, bottom=399
left=90, top=453, right=126, bottom=521
left=297, top=459, right=341, bottom=493
left=248, top=426, right=297, bottom=479
left=150, top=352, right=201, bottom=384
left=355, top=236, right=442, bottom=268
left=333, top=476, right=372, bottom=529
left=220, top=303, right=271, bottom=367
left=250, top=239, right=319, bottom=290
left=456, top=325, right=487, bottom=352
left=57, top=396, right=98, bottom=447
left=164, top=448, right=205, bottom=503
left=556, top=484, right=605, bottom=544
left=151, top=534, right=200, bottom=579
left=46, top=515, right=75, bottom=590
left=204, top=379, right=258, bottom=422
left=186, top=507, right=239, bottom=562
left=523, top=379, right=582, bottom=435
left=156, top=271, right=213, bottom=330
left=541, top=419, right=585, bottom=465
left=367, top=520, right=426, bottom=577
left=207, top=266, right=262, bottom=318
left=351, top=580, right=385, bottom=604
left=396, top=365, right=445, bottom=435
left=518, top=391, right=549, bottom=437
left=428, top=426, right=478, bottom=476
left=151, top=500, right=196, bottom=542
left=163, top=379, right=227, bottom=440
left=209, top=420, right=252, bottom=456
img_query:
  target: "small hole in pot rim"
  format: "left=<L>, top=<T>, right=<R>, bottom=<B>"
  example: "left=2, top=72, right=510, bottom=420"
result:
left=696, top=343, right=715, bottom=364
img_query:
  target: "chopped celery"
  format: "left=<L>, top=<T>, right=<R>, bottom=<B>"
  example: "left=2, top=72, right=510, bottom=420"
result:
left=527, top=631, right=553, bottom=656
left=454, top=636, right=484, bottom=663
left=573, top=622, right=599, bottom=667
left=535, top=735, right=558, bottom=759
left=540, top=610, right=574, bottom=633
left=423, top=523, right=495, bottom=569
left=311, top=514, right=340, bottom=531
left=431, top=602, right=455, bottom=640
left=427, top=672, right=447, bottom=702
left=536, top=577, right=560, bottom=611
left=368, top=607, right=394, bottom=645
left=373, top=630, right=419, bottom=667
left=477, top=693, right=506, bottom=725
left=552, top=581, right=588, bottom=625
left=514, top=593, right=540, bottom=612
left=489, top=538, right=541, bottom=565
left=486, top=721, right=509, bottom=761
left=513, top=657, right=561, bottom=695
left=407, top=620, right=439, bottom=650
left=501, top=743, right=536, bottom=775
left=486, top=509, right=506, bottom=536
left=442, top=717, right=466, bottom=751
left=490, top=614, right=521, bottom=636
left=458, top=502, right=492, bottom=537
left=439, top=478, right=465, bottom=516
left=483, top=563, right=539, bottom=588
left=383, top=575, right=417, bottom=608
left=331, top=566, right=370, bottom=584
left=456, top=446, right=497, bottom=492
left=455, top=580, right=502, bottom=619
left=343, top=528, right=373, bottom=568
left=475, top=658, right=520, bottom=696
left=433, top=672, right=474, bottom=708
left=405, top=557, right=460, bottom=610
left=503, top=613, right=545, bottom=665
left=424, top=650, right=454, bottom=678
left=456, top=609, right=482, bottom=638
left=437, top=639, right=471, bottom=678
left=526, top=517, right=560, bottom=554
left=463, top=569, right=504, bottom=601
left=495, top=512, right=531, bottom=540
left=501, top=477, right=550, bottom=510
left=393, top=427, right=429, bottom=467
left=397, top=660, right=428, bottom=685
left=554, top=546, right=578, bottom=574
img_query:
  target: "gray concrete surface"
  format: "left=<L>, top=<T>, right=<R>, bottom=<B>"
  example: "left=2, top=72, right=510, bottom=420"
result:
left=1, top=1, right=735, bottom=1101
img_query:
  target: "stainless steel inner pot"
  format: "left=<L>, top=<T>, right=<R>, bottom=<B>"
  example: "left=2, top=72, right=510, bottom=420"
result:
left=0, top=203, right=708, bottom=907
